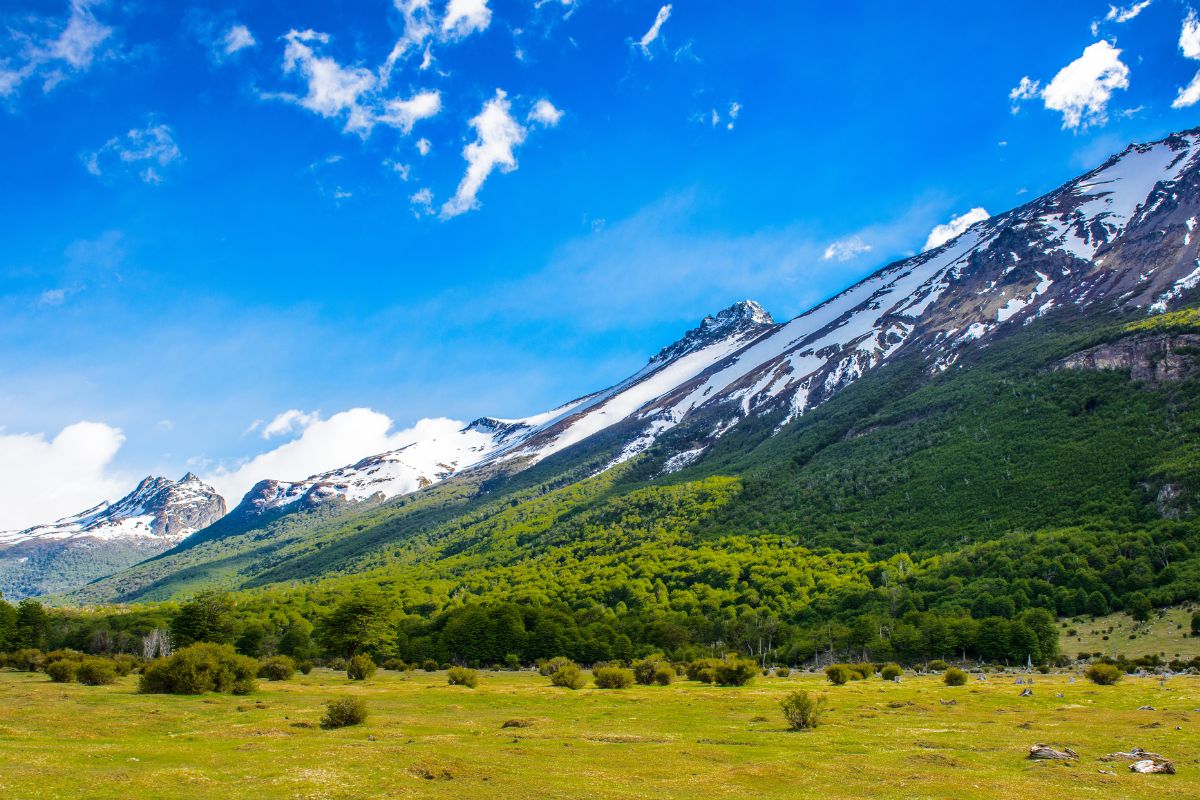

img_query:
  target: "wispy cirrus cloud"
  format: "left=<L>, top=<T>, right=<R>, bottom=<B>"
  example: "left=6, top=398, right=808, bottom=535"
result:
left=0, top=0, right=113, bottom=99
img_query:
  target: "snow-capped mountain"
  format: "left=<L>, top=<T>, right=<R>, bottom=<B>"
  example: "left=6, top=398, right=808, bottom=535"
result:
left=230, top=128, right=1200, bottom=515
left=0, top=473, right=225, bottom=548
left=0, top=474, right=225, bottom=599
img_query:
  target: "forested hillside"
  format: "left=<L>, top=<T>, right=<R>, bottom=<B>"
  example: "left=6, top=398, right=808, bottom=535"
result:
left=8, top=300, right=1193, bottom=669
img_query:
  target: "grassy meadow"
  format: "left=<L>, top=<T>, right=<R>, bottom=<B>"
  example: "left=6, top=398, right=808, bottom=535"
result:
left=1, top=667, right=1198, bottom=799
left=1061, top=605, right=1200, bottom=661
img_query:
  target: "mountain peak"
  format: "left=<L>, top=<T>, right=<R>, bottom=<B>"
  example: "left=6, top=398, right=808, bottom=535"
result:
left=649, top=299, right=775, bottom=366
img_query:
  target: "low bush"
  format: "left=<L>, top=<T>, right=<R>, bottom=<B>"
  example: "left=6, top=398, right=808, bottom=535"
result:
left=139, top=643, right=258, bottom=695
left=297, top=660, right=314, bottom=675
left=45, top=659, right=78, bottom=683
left=633, top=655, right=664, bottom=685
left=77, top=658, right=118, bottom=686
left=539, top=656, right=574, bottom=677
left=781, top=690, right=827, bottom=730
left=447, top=666, right=479, bottom=688
left=381, top=658, right=408, bottom=672
left=880, top=663, right=903, bottom=681
left=714, top=657, right=757, bottom=686
left=943, top=668, right=968, bottom=686
left=346, top=654, right=376, bottom=681
left=422, top=659, right=438, bottom=672
left=111, top=654, right=138, bottom=676
left=848, top=662, right=875, bottom=680
left=11, top=649, right=45, bottom=672
left=652, top=664, right=674, bottom=685
left=775, top=667, right=791, bottom=678
left=321, top=697, right=367, bottom=729
left=927, top=659, right=950, bottom=672
left=1085, top=663, right=1122, bottom=685
left=258, top=655, right=296, bottom=681
left=686, top=658, right=719, bottom=684
left=325, top=657, right=347, bottom=671
left=593, top=667, right=635, bottom=689
left=549, top=663, right=587, bottom=690
left=825, top=664, right=851, bottom=685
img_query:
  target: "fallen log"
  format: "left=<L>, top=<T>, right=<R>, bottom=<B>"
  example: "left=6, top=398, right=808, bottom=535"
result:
left=1130, top=759, right=1175, bottom=775
left=1028, top=744, right=1078, bottom=760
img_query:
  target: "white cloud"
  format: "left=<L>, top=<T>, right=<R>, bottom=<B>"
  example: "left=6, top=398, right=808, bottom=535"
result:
left=411, top=187, right=435, bottom=215
left=0, top=421, right=127, bottom=531
left=1174, top=11, right=1200, bottom=108
left=822, top=235, right=872, bottom=262
left=637, top=5, right=672, bottom=55
left=261, top=409, right=321, bottom=439
left=528, top=98, right=563, bottom=127
left=443, top=0, right=493, bottom=40
left=377, top=90, right=442, bottom=133
left=442, top=89, right=528, bottom=218
left=38, top=289, right=69, bottom=307
left=1041, top=41, right=1130, bottom=130
left=278, top=29, right=441, bottom=137
left=83, top=122, right=182, bottom=184
left=381, top=0, right=436, bottom=84
left=1105, top=1, right=1152, bottom=24
left=281, top=29, right=377, bottom=135
left=923, top=207, right=990, bottom=251
left=1008, top=76, right=1041, bottom=112
left=223, top=24, right=256, bottom=55
left=416, top=137, right=432, bottom=155
left=0, top=0, right=112, bottom=98
left=205, top=409, right=466, bottom=505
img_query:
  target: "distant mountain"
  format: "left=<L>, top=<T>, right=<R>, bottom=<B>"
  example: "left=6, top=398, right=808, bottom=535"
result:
left=235, top=127, right=1200, bottom=511
left=0, top=474, right=225, bottom=599
left=48, top=126, right=1200, bottom=603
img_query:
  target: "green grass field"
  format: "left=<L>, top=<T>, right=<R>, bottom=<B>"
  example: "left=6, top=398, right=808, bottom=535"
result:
left=1, top=668, right=1198, bottom=799
left=1061, top=605, right=1200, bottom=661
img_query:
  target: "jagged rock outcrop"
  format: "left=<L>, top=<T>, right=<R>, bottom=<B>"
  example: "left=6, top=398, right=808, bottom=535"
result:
left=1054, top=334, right=1200, bottom=384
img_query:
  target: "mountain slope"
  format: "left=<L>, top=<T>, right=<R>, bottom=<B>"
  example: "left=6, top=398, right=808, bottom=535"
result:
left=58, top=125, right=1200, bottom=607
left=0, top=474, right=225, bottom=599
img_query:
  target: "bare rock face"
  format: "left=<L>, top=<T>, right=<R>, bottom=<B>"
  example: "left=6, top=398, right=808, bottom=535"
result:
left=1053, top=334, right=1200, bottom=384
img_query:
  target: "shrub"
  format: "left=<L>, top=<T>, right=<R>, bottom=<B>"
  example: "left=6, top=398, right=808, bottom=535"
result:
left=593, top=667, right=635, bottom=689
left=849, top=662, right=875, bottom=680
left=652, top=665, right=674, bottom=685
left=927, top=659, right=950, bottom=672
left=11, top=649, right=45, bottom=672
left=45, top=659, right=78, bottom=683
left=780, top=690, right=827, bottom=730
left=382, top=658, right=408, bottom=672
left=111, top=654, right=139, bottom=676
left=139, top=643, right=258, bottom=695
left=633, top=655, right=669, bottom=685
left=321, top=697, right=368, bottom=729
left=775, top=667, right=791, bottom=678
left=714, top=657, right=757, bottom=686
left=325, top=657, right=347, bottom=671
left=1085, top=663, right=1123, bottom=685
left=447, top=666, right=479, bottom=688
left=422, top=659, right=439, bottom=672
left=77, top=658, right=118, bottom=686
left=539, top=656, right=574, bottom=677
left=549, top=663, right=587, bottom=690
left=943, top=668, right=968, bottom=686
left=880, top=663, right=903, bottom=681
left=297, top=660, right=314, bottom=675
left=258, top=655, right=296, bottom=681
left=825, top=664, right=851, bottom=685
left=686, top=658, right=720, bottom=684
left=346, top=654, right=376, bottom=681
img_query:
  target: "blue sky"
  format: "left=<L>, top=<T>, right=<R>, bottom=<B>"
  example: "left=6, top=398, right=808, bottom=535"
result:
left=2, top=0, right=1200, bottom=526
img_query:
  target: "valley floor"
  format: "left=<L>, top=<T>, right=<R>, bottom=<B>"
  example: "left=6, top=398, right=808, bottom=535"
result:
left=1, top=669, right=1197, bottom=799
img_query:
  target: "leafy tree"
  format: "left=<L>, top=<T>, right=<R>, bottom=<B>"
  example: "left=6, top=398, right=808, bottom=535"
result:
left=317, top=593, right=396, bottom=659
left=171, top=592, right=237, bottom=647
left=15, top=599, right=49, bottom=650
left=1127, top=592, right=1152, bottom=622
left=0, top=595, right=17, bottom=651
